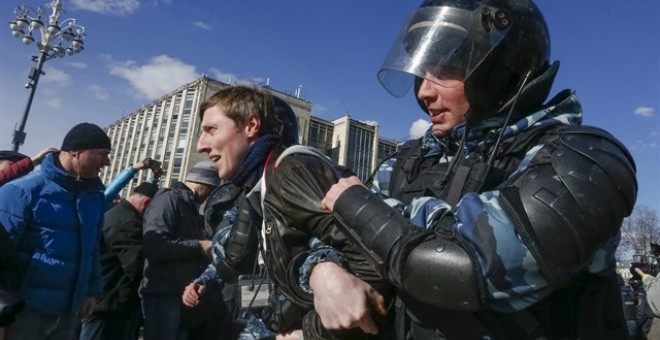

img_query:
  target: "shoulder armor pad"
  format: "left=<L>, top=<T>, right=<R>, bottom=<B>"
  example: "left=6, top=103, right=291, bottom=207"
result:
left=552, top=125, right=637, bottom=211
left=503, top=125, right=637, bottom=282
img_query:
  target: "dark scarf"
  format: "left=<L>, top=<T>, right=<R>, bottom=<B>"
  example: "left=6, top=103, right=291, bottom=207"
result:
left=230, top=134, right=280, bottom=187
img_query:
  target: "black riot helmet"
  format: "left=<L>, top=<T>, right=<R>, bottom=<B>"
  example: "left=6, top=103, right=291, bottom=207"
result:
left=378, top=0, right=551, bottom=121
left=271, top=96, right=299, bottom=146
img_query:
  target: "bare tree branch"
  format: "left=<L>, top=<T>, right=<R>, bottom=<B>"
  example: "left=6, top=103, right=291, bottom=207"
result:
left=618, top=205, right=660, bottom=259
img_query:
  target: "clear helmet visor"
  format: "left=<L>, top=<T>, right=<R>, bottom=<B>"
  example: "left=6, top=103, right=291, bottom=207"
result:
left=378, top=6, right=510, bottom=97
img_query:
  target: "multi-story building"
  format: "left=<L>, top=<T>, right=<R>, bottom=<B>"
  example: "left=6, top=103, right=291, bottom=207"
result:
left=102, top=76, right=400, bottom=197
left=377, top=137, right=399, bottom=166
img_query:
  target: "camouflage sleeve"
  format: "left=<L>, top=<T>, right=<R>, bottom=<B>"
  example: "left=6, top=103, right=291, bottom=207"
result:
left=194, top=264, right=218, bottom=286
left=194, top=220, right=233, bottom=286
left=297, top=241, right=349, bottom=294
left=369, top=158, right=409, bottom=213
left=408, top=192, right=553, bottom=311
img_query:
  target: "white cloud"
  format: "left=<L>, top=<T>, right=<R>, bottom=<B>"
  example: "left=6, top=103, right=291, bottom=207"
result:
left=46, top=97, right=61, bottom=109
left=651, top=130, right=660, bottom=137
left=68, top=62, right=88, bottom=69
left=108, top=55, right=199, bottom=100
left=41, top=66, right=71, bottom=86
left=98, top=54, right=113, bottom=63
left=634, top=106, right=655, bottom=117
left=193, top=21, right=213, bottom=30
left=629, top=139, right=659, bottom=153
left=248, top=77, right=266, bottom=85
left=313, top=103, right=328, bottom=114
left=361, top=120, right=379, bottom=127
left=409, top=119, right=431, bottom=139
left=208, top=68, right=261, bottom=86
left=70, top=0, right=140, bottom=16
left=89, top=85, right=109, bottom=100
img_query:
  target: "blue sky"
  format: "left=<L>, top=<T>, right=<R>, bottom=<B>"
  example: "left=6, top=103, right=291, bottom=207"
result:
left=1, top=0, right=658, bottom=212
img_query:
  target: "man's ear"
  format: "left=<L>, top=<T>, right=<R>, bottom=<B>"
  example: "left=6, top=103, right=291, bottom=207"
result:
left=245, top=114, right=261, bottom=139
left=141, top=197, right=152, bottom=212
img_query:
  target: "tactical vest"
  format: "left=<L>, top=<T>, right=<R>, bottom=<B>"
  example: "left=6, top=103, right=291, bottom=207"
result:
left=386, top=138, right=451, bottom=206
left=440, top=123, right=557, bottom=206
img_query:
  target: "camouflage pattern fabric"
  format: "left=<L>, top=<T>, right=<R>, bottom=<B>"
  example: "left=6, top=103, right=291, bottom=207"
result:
left=404, top=91, right=621, bottom=312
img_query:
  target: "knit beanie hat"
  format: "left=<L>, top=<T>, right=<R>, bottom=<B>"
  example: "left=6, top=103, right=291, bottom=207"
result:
left=0, top=150, right=28, bottom=161
left=133, top=182, right=159, bottom=198
left=61, top=123, right=112, bottom=151
left=185, top=160, right=220, bottom=187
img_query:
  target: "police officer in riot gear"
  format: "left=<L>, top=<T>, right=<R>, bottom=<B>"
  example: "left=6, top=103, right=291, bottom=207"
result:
left=312, top=0, right=638, bottom=338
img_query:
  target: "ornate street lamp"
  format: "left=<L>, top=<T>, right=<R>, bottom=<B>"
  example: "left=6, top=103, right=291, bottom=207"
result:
left=8, top=0, right=86, bottom=151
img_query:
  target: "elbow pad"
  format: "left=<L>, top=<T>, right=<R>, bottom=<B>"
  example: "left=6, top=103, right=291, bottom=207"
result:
left=400, top=235, right=483, bottom=311
left=333, top=186, right=484, bottom=310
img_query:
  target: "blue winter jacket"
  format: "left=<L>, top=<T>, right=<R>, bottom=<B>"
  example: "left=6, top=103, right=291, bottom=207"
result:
left=0, top=153, right=104, bottom=315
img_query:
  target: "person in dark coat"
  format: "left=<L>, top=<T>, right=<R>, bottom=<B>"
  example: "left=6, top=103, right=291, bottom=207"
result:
left=139, top=161, right=220, bottom=340
left=79, top=182, right=159, bottom=340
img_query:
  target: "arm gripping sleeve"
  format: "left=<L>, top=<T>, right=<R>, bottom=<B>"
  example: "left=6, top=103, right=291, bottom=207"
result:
left=333, top=185, right=483, bottom=311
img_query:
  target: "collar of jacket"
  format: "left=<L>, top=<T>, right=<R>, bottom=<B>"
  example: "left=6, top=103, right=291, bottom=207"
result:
left=173, top=181, right=191, bottom=191
left=420, top=127, right=459, bottom=158
left=174, top=180, right=204, bottom=205
left=116, top=198, right=142, bottom=216
left=41, top=152, right=104, bottom=192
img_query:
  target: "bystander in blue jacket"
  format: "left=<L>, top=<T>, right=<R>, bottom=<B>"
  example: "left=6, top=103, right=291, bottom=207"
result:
left=0, top=122, right=111, bottom=340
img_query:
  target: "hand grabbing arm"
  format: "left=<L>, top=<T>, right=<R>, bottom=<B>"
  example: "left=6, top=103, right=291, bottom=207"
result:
left=321, top=176, right=365, bottom=212
left=182, top=282, right=206, bottom=307
left=30, top=147, right=58, bottom=166
left=309, top=262, right=387, bottom=334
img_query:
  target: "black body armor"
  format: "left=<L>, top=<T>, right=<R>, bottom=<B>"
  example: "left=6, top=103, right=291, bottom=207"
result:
left=332, top=122, right=637, bottom=339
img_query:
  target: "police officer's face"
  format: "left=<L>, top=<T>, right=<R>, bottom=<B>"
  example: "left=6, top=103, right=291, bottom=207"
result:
left=197, top=105, right=259, bottom=181
left=417, top=71, right=468, bottom=138
left=75, top=149, right=111, bottom=179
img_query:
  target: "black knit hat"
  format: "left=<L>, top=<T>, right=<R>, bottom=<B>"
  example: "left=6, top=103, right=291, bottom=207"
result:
left=0, top=150, right=28, bottom=161
left=61, top=123, right=112, bottom=151
left=133, top=182, right=159, bottom=198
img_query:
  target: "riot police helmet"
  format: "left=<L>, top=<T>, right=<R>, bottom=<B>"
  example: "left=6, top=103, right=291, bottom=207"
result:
left=379, top=0, right=551, bottom=120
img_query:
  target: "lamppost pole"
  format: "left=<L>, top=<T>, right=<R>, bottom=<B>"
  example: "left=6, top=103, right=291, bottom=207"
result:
left=8, top=0, right=86, bottom=152
left=13, top=51, right=47, bottom=151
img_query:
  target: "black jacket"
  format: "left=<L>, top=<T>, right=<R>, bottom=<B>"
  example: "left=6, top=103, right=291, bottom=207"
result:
left=140, top=182, right=210, bottom=296
left=0, top=226, right=21, bottom=291
left=95, top=199, right=144, bottom=311
left=262, top=148, right=394, bottom=339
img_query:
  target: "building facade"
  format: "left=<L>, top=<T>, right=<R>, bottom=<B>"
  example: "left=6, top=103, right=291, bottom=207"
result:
left=102, top=76, right=399, bottom=196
